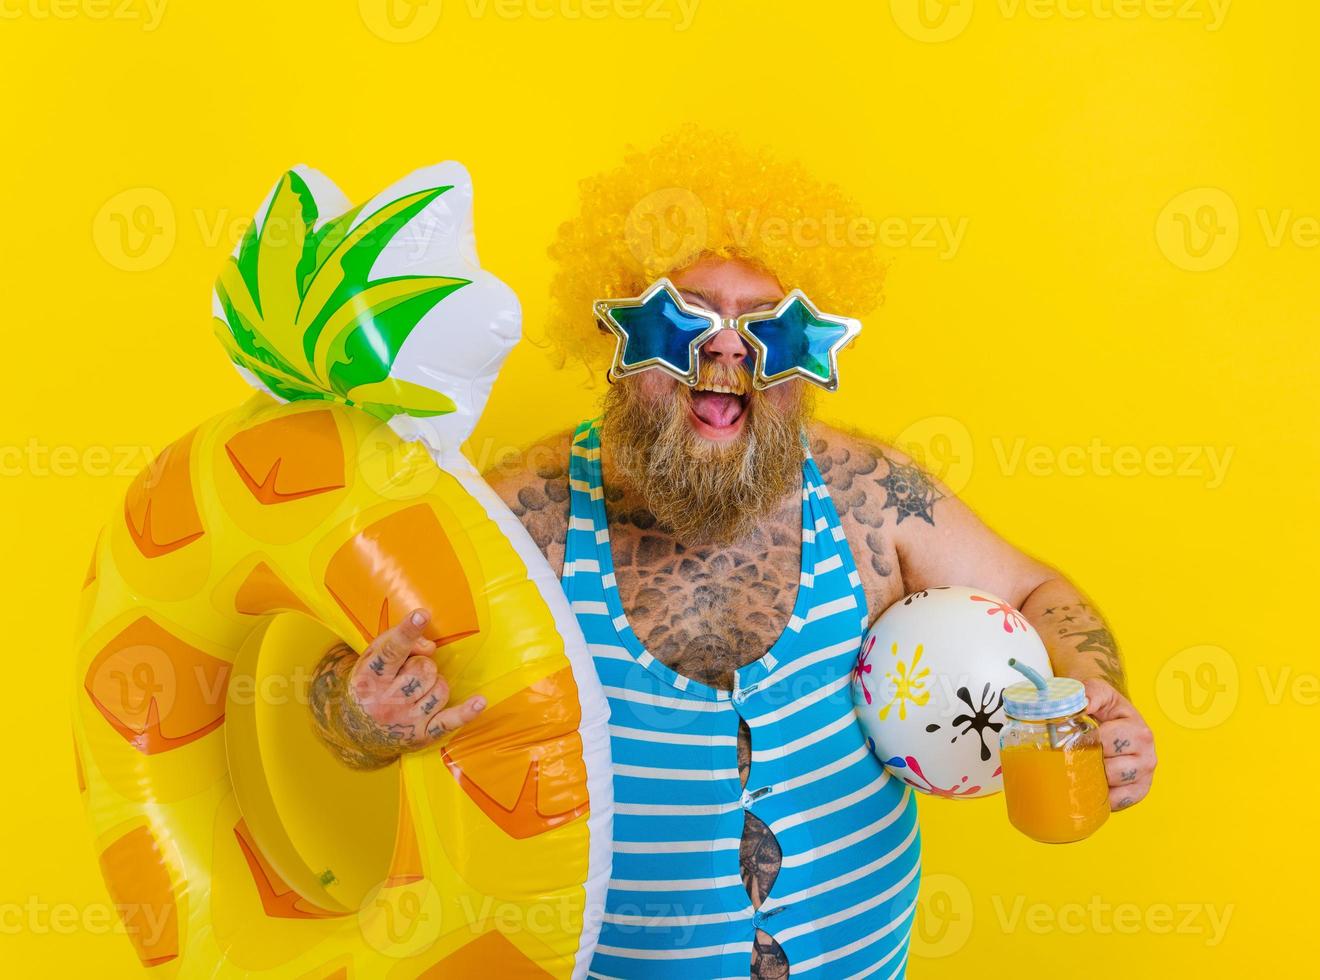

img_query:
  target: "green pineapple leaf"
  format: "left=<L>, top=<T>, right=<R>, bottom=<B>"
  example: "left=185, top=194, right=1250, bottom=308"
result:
left=213, top=169, right=469, bottom=421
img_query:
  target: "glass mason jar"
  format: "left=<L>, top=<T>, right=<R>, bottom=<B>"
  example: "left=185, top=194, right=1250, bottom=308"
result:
left=1000, top=670, right=1110, bottom=844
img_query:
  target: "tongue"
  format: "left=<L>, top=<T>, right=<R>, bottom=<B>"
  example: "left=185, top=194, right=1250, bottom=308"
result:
left=691, top=392, right=743, bottom=428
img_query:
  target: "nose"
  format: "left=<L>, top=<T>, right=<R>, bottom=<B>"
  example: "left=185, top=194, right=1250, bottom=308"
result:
left=701, top=326, right=749, bottom=365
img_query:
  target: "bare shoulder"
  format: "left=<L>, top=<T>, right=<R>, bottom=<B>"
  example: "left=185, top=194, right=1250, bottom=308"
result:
left=807, top=422, right=948, bottom=531
left=481, top=429, right=575, bottom=575
left=807, top=422, right=954, bottom=615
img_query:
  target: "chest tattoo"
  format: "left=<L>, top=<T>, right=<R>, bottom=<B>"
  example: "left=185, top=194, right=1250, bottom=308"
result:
left=606, top=488, right=803, bottom=688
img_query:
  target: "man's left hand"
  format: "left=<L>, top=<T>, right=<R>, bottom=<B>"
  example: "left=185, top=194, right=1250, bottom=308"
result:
left=1083, top=680, right=1157, bottom=812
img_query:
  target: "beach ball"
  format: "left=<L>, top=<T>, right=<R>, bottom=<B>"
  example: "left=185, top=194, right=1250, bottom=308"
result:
left=851, top=586, right=1054, bottom=798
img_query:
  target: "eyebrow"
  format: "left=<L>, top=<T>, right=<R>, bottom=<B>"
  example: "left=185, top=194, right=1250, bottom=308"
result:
left=678, top=287, right=780, bottom=311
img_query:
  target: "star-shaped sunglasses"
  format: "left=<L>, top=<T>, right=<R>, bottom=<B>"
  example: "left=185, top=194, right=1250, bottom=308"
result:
left=593, top=278, right=862, bottom=392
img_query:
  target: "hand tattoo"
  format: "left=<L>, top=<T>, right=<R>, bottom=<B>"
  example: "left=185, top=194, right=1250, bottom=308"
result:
left=308, top=644, right=405, bottom=771
left=1113, top=737, right=1131, bottom=754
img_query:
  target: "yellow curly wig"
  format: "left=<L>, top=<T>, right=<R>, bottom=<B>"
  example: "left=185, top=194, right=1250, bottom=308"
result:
left=546, top=127, right=886, bottom=373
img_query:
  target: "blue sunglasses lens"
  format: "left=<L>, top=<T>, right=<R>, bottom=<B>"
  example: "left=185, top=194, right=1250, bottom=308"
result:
left=743, top=298, right=849, bottom=384
left=612, top=289, right=714, bottom=376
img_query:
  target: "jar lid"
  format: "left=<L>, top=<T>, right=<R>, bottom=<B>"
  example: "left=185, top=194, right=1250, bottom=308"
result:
left=1003, top=676, right=1088, bottom=720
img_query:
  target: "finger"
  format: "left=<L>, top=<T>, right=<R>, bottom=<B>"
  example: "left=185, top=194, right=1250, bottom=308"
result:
left=389, top=657, right=438, bottom=709
left=1109, top=775, right=1151, bottom=812
left=1097, top=719, right=1147, bottom=758
left=421, top=694, right=487, bottom=744
left=376, top=609, right=433, bottom=665
left=414, top=676, right=451, bottom=718
left=354, top=609, right=432, bottom=685
left=1083, top=679, right=1138, bottom=722
left=1104, top=754, right=1147, bottom=790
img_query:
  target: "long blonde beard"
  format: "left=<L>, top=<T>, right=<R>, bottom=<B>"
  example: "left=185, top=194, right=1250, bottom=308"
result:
left=602, top=365, right=812, bottom=545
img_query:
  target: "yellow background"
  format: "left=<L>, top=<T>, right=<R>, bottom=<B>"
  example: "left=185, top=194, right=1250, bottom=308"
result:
left=1, top=0, right=1315, bottom=975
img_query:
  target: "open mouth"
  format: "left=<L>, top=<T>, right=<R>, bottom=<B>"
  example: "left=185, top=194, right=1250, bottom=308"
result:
left=689, top=379, right=749, bottom=437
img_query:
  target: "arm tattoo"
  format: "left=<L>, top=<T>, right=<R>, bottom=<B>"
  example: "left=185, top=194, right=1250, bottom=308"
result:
left=1064, top=626, right=1127, bottom=695
left=1037, top=603, right=1129, bottom=695
left=875, top=454, right=943, bottom=526
left=811, top=436, right=942, bottom=531
left=308, top=644, right=404, bottom=771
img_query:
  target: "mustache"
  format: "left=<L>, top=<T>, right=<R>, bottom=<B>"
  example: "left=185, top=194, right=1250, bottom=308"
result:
left=690, top=359, right=752, bottom=396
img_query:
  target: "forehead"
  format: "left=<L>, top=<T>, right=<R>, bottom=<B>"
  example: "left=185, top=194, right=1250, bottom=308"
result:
left=668, top=255, right=784, bottom=304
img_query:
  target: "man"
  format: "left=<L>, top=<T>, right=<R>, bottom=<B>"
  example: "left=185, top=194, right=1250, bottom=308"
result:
left=308, top=131, right=1157, bottom=978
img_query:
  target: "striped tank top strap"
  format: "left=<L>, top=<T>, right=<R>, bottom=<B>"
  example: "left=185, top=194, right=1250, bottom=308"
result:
left=801, top=434, right=869, bottom=617
left=563, top=418, right=604, bottom=604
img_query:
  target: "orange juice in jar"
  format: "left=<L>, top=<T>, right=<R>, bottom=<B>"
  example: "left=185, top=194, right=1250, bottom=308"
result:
left=1000, top=660, right=1110, bottom=844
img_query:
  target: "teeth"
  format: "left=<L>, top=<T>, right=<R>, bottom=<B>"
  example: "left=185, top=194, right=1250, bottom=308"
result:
left=694, top=383, right=745, bottom=395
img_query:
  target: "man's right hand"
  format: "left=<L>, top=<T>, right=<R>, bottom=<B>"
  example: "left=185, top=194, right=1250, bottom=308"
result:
left=309, top=608, right=486, bottom=770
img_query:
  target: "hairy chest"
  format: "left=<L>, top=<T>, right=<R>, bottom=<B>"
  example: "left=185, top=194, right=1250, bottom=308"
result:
left=606, top=507, right=803, bottom=689
left=605, top=499, right=906, bottom=688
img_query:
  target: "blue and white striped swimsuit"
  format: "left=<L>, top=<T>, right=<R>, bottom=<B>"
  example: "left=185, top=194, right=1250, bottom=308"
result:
left=564, top=420, right=922, bottom=979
